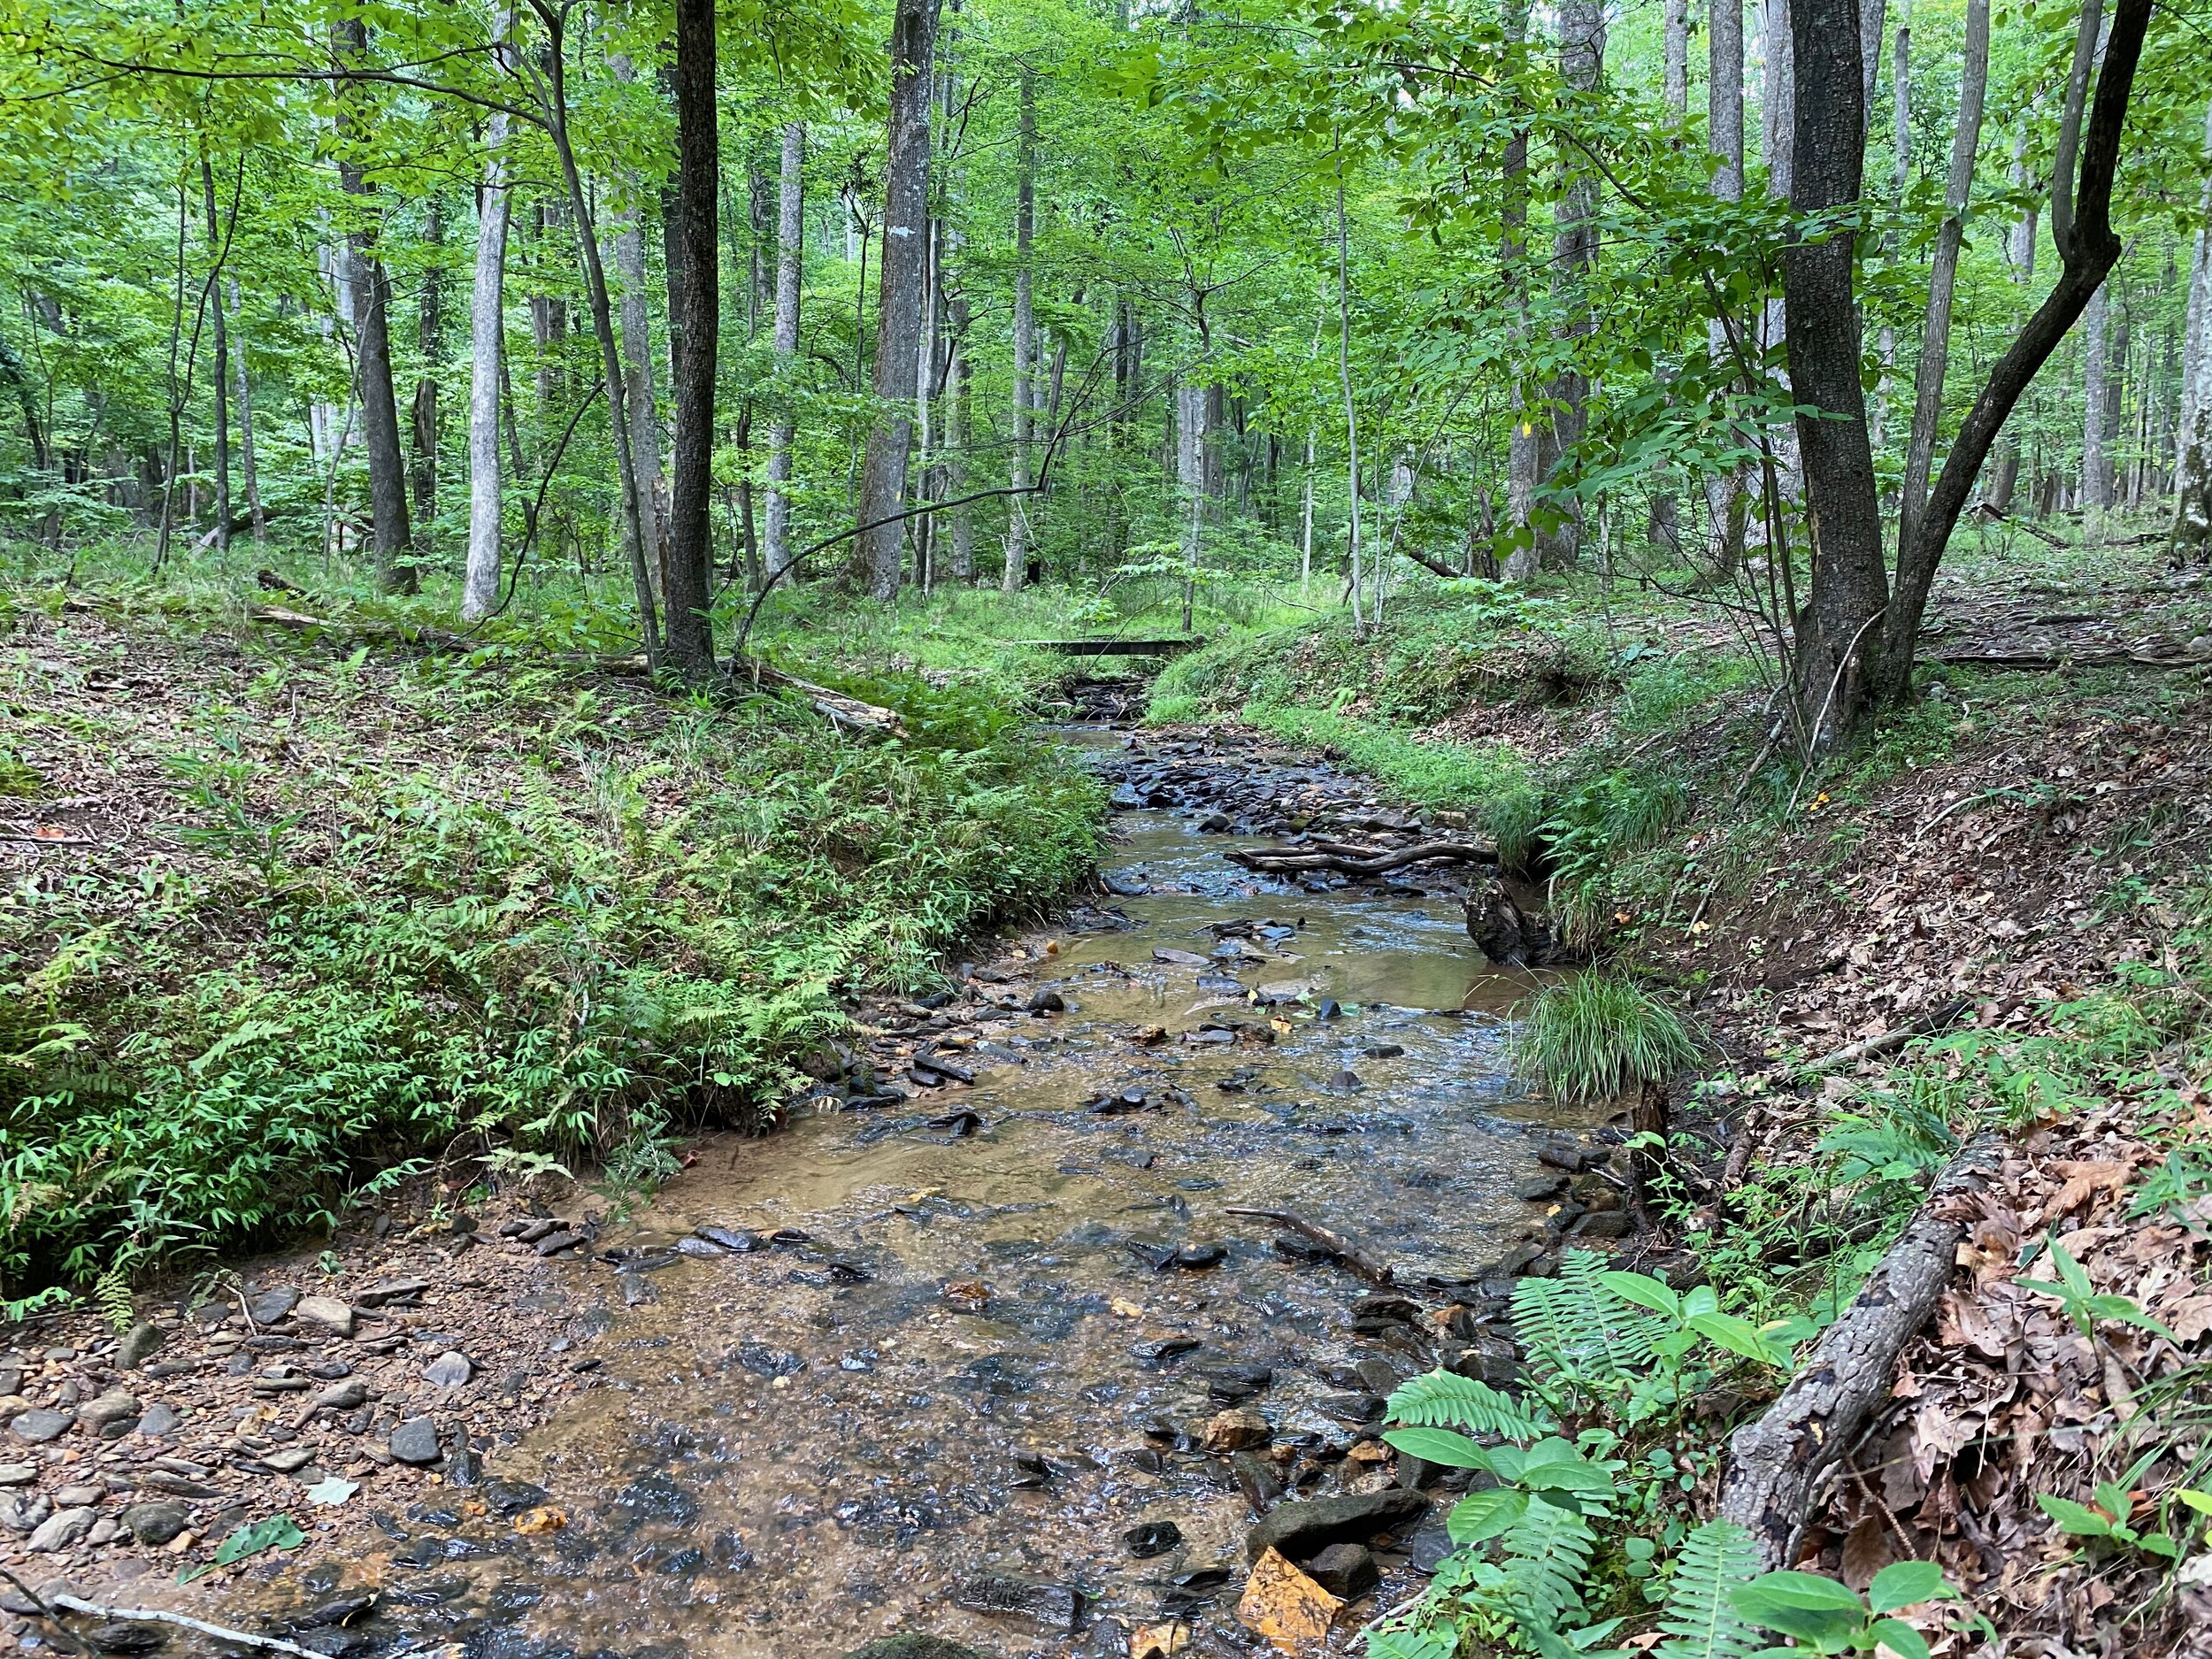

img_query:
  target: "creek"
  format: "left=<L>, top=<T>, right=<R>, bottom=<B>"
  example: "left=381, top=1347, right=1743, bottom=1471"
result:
left=226, top=722, right=1593, bottom=1659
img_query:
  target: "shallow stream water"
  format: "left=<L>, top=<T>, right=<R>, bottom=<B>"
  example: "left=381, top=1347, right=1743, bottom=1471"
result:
left=229, top=726, right=1584, bottom=1659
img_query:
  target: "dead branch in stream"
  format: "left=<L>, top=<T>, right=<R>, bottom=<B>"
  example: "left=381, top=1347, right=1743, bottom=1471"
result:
left=1225, top=839, right=1499, bottom=877
left=1225, top=1207, right=1396, bottom=1284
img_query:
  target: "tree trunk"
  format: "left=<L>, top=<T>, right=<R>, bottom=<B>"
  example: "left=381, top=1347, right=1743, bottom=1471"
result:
left=1705, top=0, right=1747, bottom=573
left=1870, top=0, right=1909, bottom=459
left=334, top=9, right=414, bottom=592
left=1986, top=125, right=2039, bottom=511
left=665, top=0, right=718, bottom=676
left=463, top=35, right=511, bottom=626
left=1663, top=0, right=1688, bottom=113
left=1501, top=0, right=1538, bottom=582
left=1536, top=0, right=1604, bottom=572
left=2172, top=103, right=2212, bottom=559
left=198, top=155, right=231, bottom=555
left=611, top=59, right=668, bottom=611
left=1784, top=0, right=1886, bottom=756
left=765, top=121, right=804, bottom=580
left=1897, top=0, right=1988, bottom=552
left=227, top=278, right=264, bottom=543
left=2083, top=281, right=2113, bottom=519
left=1003, top=66, right=1037, bottom=595
left=411, top=196, right=444, bottom=564
left=1336, top=173, right=1364, bottom=631
left=853, top=0, right=936, bottom=601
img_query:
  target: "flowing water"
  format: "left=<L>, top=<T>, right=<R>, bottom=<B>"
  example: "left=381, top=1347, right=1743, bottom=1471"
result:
left=229, top=727, right=1586, bottom=1659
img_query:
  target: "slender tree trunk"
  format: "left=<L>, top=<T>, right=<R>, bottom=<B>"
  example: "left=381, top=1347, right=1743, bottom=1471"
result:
left=334, top=10, right=414, bottom=593
left=1871, top=0, right=1909, bottom=460
left=463, top=58, right=512, bottom=625
left=1663, top=0, right=1688, bottom=113
left=1898, top=0, right=1987, bottom=550
left=227, top=278, right=264, bottom=542
left=1003, top=66, right=1037, bottom=595
left=411, top=197, right=444, bottom=563
left=1336, top=171, right=1364, bottom=632
left=1301, top=427, right=1316, bottom=586
left=765, top=121, right=804, bottom=579
left=1705, top=0, right=1748, bottom=573
left=665, top=0, right=718, bottom=675
left=852, top=0, right=936, bottom=600
left=1538, top=0, right=1604, bottom=572
left=611, top=59, right=668, bottom=611
left=2171, top=103, right=2212, bottom=558
left=1986, top=124, right=2039, bottom=510
left=2083, top=282, right=2112, bottom=520
left=1785, top=0, right=1885, bottom=755
left=1500, top=0, right=1538, bottom=581
left=198, top=155, right=232, bottom=554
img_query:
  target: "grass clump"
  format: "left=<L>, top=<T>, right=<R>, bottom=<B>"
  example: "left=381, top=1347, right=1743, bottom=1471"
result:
left=1517, top=973, right=1701, bottom=1103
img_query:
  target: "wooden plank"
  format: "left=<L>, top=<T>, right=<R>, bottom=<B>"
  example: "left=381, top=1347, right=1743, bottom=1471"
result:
left=1018, top=638, right=1205, bottom=657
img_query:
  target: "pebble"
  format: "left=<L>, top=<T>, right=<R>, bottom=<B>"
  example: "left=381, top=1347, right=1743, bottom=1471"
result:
left=53, top=1485, right=102, bottom=1507
left=951, top=1574, right=1085, bottom=1633
left=696, top=1225, right=759, bottom=1252
left=10, top=1409, right=72, bottom=1444
left=423, top=1351, right=473, bottom=1389
left=1202, top=1409, right=1272, bottom=1452
left=27, top=1505, right=95, bottom=1552
left=295, top=1296, right=356, bottom=1338
left=0, top=1464, right=35, bottom=1486
left=79, top=1390, right=142, bottom=1431
left=1124, top=1519, right=1183, bottom=1558
left=116, top=1322, right=167, bottom=1371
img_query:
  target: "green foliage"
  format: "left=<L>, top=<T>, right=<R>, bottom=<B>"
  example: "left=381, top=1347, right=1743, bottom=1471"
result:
left=1385, top=1369, right=1556, bottom=1439
left=1652, top=1521, right=1762, bottom=1659
left=1729, top=1562, right=1965, bottom=1659
left=1517, top=974, right=1701, bottom=1103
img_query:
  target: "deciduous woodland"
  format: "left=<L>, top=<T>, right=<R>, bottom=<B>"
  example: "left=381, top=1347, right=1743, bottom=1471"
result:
left=5, top=0, right=2212, bottom=1653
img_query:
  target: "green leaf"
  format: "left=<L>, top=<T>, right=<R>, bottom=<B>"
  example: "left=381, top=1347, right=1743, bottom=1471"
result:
left=1382, top=1426, right=1493, bottom=1469
left=2037, top=1494, right=2115, bottom=1537
left=1598, top=1270, right=1682, bottom=1320
left=211, top=1513, right=305, bottom=1567
left=1366, top=1632, right=1457, bottom=1659
left=1865, top=1618, right=1932, bottom=1659
left=1686, top=1310, right=1793, bottom=1369
left=1732, top=1571, right=1866, bottom=1613
left=1447, top=1486, right=1530, bottom=1546
left=1866, top=1560, right=1947, bottom=1612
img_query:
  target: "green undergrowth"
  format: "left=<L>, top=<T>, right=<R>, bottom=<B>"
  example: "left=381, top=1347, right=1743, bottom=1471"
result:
left=0, top=588, right=1102, bottom=1301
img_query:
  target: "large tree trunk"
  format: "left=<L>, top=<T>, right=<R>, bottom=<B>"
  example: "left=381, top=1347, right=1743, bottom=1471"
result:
left=1784, top=0, right=1886, bottom=756
left=227, top=278, right=265, bottom=543
left=463, top=61, right=512, bottom=625
left=2172, top=103, right=2212, bottom=559
left=852, top=0, right=936, bottom=601
left=334, top=9, right=414, bottom=593
left=411, top=197, right=444, bottom=565
left=1539, top=0, right=1604, bottom=572
left=611, top=58, right=668, bottom=610
left=1897, top=0, right=1988, bottom=551
left=198, top=155, right=232, bottom=555
left=665, top=0, right=718, bottom=677
left=1003, top=66, right=1037, bottom=595
left=764, top=121, right=804, bottom=580
left=1663, top=0, right=1688, bottom=113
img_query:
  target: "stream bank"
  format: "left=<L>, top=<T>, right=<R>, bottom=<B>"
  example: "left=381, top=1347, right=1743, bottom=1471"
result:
left=4, top=717, right=1638, bottom=1659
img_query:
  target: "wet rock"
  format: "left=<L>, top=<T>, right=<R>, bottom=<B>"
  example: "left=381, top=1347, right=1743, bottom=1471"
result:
left=697, top=1225, right=760, bottom=1252
left=1315, top=1394, right=1385, bottom=1425
left=296, top=1632, right=372, bottom=1659
left=1231, top=1450, right=1284, bottom=1512
left=1152, top=948, right=1209, bottom=968
left=1202, top=1409, right=1272, bottom=1453
left=1362, top=1044, right=1405, bottom=1060
left=1537, top=1139, right=1603, bottom=1173
left=296, top=1296, right=356, bottom=1337
left=292, top=1594, right=377, bottom=1631
left=1404, top=1517, right=1458, bottom=1576
left=675, top=1236, right=726, bottom=1259
left=83, top=1622, right=165, bottom=1655
left=11, top=1409, right=71, bottom=1445
left=1133, top=1335, right=1200, bottom=1367
left=1440, top=1338, right=1519, bottom=1386
left=1348, top=1295, right=1420, bottom=1333
left=1102, top=871, right=1148, bottom=897
left=1516, top=1173, right=1569, bottom=1202
left=27, top=1506, right=95, bottom=1552
left=1168, top=1242, right=1226, bottom=1271
left=355, top=1278, right=429, bottom=1309
left=769, top=1227, right=813, bottom=1246
left=826, top=1261, right=873, bottom=1284
left=1009, top=1450, right=1052, bottom=1489
left=1026, top=989, right=1066, bottom=1015
left=117, top=1323, right=167, bottom=1371
left=481, top=1479, right=552, bottom=1516
left=1329, top=1069, right=1365, bottom=1092
left=423, top=1352, right=472, bottom=1389
left=532, top=1231, right=584, bottom=1257
left=952, top=1574, right=1084, bottom=1634
left=1124, top=1519, right=1183, bottom=1559
left=618, top=1271, right=658, bottom=1308
left=1571, top=1210, right=1634, bottom=1240
left=844, top=1638, right=996, bottom=1659
left=1196, top=1364, right=1273, bottom=1402
left=1245, top=1489, right=1429, bottom=1563
left=1302, top=1542, right=1379, bottom=1601
left=388, top=1417, right=442, bottom=1466
left=122, top=1502, right=190, bottom=1546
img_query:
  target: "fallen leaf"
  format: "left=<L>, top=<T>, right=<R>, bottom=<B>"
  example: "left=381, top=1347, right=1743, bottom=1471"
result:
left=1131, top=1621, right=1190, bottom=1659
left=514, top=1506, right=567, bottom=1535
left=1237, top=1548, right=1340, bottom=1654
left=304, top=1476, right=359, bottom=1507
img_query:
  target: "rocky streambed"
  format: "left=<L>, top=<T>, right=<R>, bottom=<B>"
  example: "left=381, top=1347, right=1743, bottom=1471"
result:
left=4, top=720, right=1636, bottom=1659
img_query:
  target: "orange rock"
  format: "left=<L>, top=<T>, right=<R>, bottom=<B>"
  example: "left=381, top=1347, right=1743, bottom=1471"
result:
left=1202, top=1408, right=1272, bottom=1452
left=1237, top=1547, right=1341, bottom=1653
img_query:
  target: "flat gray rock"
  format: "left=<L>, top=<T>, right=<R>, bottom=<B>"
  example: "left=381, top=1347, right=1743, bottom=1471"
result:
left=122, top=1501, right=191, bottom=1546
left=27, top=1506, right=94, bottom=1553
left=296, top=1296, right=355, bottom=1338
left=422, top=1351, right=472, bottom=1389
left=11, top=1409, right=72, bottom=1445
left=388, top=1417, right=441, bottom=1465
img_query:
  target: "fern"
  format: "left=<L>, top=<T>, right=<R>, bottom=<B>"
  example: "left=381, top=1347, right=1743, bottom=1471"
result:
left=1654, top=1520, right=1763, bottom=1659
left=1513, top=1251, right=1673, bottom=1391
left=1386, top=1370, right=1557, bottom=1439
left=91, top=1263, right=134, bottom=1335
left=1498, top=1495, right=1598, bottom=1632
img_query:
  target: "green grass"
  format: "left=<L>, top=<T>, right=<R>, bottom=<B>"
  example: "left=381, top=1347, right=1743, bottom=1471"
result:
left=0, top=582, right=1103, bottom=1297
left=1517, top=973, right=1703, bottom=1102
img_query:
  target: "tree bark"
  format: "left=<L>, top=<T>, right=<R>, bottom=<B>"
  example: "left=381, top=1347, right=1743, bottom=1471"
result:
left=1004, top=66, right=1037, bottom=595
left=1897, top=0, right=1988, bottom=551
left=1336, top=172, right=1364, bottom=632
left=1500, top=0, right=1538, bottom=582
left=1663, top=0, right=1688, bottom=113
left=463, top=34, right=511, bottom=626
left=1539, top=0, right=1605, bottom=572
left=1785, top=0, right=1885, bottom=756
left=611, top=58, right=668, bottom=610
left=333, top=8, right=414, bottom=592
left=198, top=155, right=231, bottom=555
left=852, top=0, right=936, bottom=601
left=765, top=121, right=804, bottom=580
left=1704, top=0, right=1747, bottom=574
left=411, top=196, right=444, bottom=564
left=1985, top=125, right=2039, bottom=511
left=2083, top=281, right=2113, bottom=518
left=665, top=0, right=718, bottom=677
left=2173, top=104, right=2212, bottom=558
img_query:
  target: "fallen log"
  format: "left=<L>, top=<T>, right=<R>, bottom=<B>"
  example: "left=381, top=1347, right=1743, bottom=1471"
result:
left=1968, top=500, right=2069, bottom=549
left=1934, top=647, right=2210, bottom=671
left=1226, top=839, right=1498, bottom=877
left=741, top=661, right=907, bottom=737
left=1799, top=995, right=1974, bottom=1076
left=1225, top=1206, right=1395, bottom=1285
left=1717, top=1131, right=2004, bottom=1570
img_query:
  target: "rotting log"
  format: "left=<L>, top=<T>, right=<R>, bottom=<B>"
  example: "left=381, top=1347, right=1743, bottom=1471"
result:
left=1018, top=637, right=1206, bottom=657
left=1717, top=1131, right=2003, bottom=1569
left=1224, top=1207, right=1395, bottom=1285
left=1226, top=839, right=1499, bottom=877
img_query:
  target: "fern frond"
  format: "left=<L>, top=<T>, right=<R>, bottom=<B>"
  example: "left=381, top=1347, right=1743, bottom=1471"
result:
left=1499, top=1494, right=1597, bottom=1631
left=1654, top=1520, right=1762, bottom=1659
left=1513, top=1251, right=1673, bottom=1390
left=91, top=1263, right=134, bottom=1334
left=1386, top=1370, right=1556, bottom=1440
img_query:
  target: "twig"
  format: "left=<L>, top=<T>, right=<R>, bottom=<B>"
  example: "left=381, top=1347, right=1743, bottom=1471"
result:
left=1224, top=1206, right=1394, bottom=1285
left=0, top=832, right=93, bottom=846
left=0, top=1567, right=94, bottom=1656
left=1799, top=995, right=1975, bottom=1076
left=45, top=1594, right=325, bottom=1658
